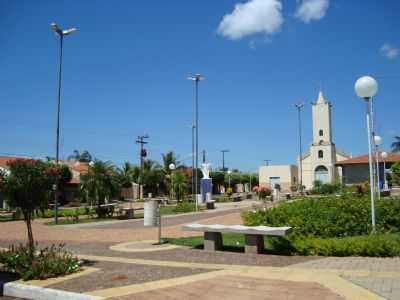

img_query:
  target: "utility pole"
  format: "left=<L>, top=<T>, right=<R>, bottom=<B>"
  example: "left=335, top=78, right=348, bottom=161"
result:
left=264, top=160, right=271, bottom=166
left=136, top=135, right=149, bottom=199
left=295, top=103, right=304, bottom=194
left=221, top=149, right=229, bottom=172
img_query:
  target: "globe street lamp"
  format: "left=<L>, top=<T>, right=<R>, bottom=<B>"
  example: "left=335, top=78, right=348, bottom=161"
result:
left=355, top=75, right=378, bottom=232
left=381, top=151, right=389, bottom=191
left=374, top=135, right=382, bottom=199
left=227, top=170, right=232, bottom=189
left=50, top=23, right=78, bottom=224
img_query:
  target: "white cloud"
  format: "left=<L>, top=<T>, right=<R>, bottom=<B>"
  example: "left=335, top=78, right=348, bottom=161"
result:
left=217, top=0, right=283, bottom=40
left=380, top=43, right=399, bottom=60
left=295, top=0, right=329, bottom=23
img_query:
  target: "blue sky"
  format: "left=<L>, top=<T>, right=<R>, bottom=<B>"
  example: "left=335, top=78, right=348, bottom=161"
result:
left=1, top=0, right=399, bottom=171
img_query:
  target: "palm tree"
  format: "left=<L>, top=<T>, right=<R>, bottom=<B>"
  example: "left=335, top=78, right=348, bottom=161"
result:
left=171, top=172, right=188, bottom=201
left=68, top=150, right=93, bottom=162
left=392, top=136, right=400, bottom=153
left=80, top=160, right=119, bottom=217
left=162, top=151, right=179, bottom=175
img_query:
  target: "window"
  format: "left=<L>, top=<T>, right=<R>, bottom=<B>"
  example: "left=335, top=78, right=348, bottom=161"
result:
left=319, top=130, right=323, bottom=136
left=318, top=150, right=324, bottom=158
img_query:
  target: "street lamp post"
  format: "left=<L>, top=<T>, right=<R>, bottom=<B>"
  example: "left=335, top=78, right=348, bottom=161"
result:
left=295, top=103, right=304, bottom=194
left=355, top=75, right=378, bottom=232
left=381, top=151, right=389, bottom=191
left=221, top=150, right=229, bottom=172
left=191, top=124, right=195, bottom=204
left=188, top=74, right=204, bottom=211
left=227, top=170, right=232, bottom=189
left=50, top=23, right=78, bottom=224
left=374, top=135, right=382, bottom=199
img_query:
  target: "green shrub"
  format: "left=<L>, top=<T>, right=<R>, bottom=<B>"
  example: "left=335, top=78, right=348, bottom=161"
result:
left=292, top=234, right=400, bottom=257
left=242, top=196, right=400, bottom=238
left=0, top=244, right=81, bottom=280
left=173, top=201, right=197, bottom=213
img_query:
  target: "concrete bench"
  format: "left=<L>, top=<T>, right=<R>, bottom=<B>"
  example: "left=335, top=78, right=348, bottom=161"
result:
left=183, top=224, right=292, bottom=254
left=206, top=200, right=216, bottom=209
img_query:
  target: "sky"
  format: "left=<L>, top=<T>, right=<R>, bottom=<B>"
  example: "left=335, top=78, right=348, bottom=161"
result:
left=1, top=0, right=399, bottom=172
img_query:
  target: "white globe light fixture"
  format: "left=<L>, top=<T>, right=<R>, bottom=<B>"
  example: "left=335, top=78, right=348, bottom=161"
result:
left=169, top=163, right=176, bottom=170
left=227, top=170, right=232, bottom=175
left=354, top=75, right=379, bottom=232
left=89, top=161, right=95, bottom=167
left=381, top=151, right=388, bottom=159
left=374, top=135, right=382, bottom=146
left=355, top=76, right=378, bottom=99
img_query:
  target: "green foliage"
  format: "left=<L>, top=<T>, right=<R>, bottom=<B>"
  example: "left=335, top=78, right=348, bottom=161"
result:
left=242, top=196, right=400, bottom=238
left=68, top=150, right=92, bottom=163
left=0, top=159, right=70, bottom=248
left=242, top=196, right=400, bottom=256
left=391, top=161, right=400, bottom=185
left=171, top=172, right=188, bottom=201
left=0, top=244, right=80, bottom=280
left=80, top=160, right=120, bottom=217
left=173, top=201, right=197, bottom=213
left=311, top=181, right=342, bottom=195
left=391, top=136, right=400, bottom=153
left=292, top=234, right=400, bottom=257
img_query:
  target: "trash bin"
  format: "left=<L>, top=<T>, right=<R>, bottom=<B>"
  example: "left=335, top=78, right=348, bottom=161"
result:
left=144, top=200, right=158, bottom=226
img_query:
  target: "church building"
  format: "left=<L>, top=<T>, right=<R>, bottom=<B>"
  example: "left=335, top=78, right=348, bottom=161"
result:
left=298, top=91, right=350, bottom=189
left=259, top=91, right=351, bottom=192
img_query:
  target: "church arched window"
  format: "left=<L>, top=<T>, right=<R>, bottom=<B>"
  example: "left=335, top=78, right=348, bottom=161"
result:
left=318, top=150, right=324, bottom=158
left=319, top=130, right=323, bottom=136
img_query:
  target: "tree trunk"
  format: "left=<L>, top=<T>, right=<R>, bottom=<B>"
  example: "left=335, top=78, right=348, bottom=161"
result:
left=25, top=213, right=35, bottom=256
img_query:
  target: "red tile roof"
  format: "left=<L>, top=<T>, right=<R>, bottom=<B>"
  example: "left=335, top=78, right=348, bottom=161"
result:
left=336, top=152, right=400, bottom=166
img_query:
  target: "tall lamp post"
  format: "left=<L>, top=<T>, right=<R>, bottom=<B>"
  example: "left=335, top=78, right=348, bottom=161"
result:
left=187, top=74, right=204, bottom=211
left=191, top=124, right=196, bottom=204
left=355, top=75, right=378, bottom=232
left=374, top=135, right=382, bottom=199
left=221, top=149, right=229, bottom=171
left=295, top=103, right=304, bottom=194
left=381, top=151, right=389, bottom=191
left=227, top=170, right=232, bottom=189
left=50, top=23, right=78, bottom=224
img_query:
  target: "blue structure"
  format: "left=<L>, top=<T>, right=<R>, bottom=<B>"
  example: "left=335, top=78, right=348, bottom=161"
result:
left=200, top=178, right=212, bottom=203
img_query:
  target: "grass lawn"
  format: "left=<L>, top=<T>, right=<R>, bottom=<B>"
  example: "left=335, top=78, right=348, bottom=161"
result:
left=0, top=215, right=13, bottom=222
left=164, top=233, right=276, bottom=253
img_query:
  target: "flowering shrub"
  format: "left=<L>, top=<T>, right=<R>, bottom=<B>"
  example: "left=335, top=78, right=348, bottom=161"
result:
left=226, top=187, right=233, bottom=196
left=253, top=186, right=271, bottom=200
left=0, top=244, right=80, bottom=280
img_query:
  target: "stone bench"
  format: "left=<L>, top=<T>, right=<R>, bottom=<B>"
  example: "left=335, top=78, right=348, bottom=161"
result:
left=206, top=200, right=216, bottom=210
left=183, top=224, right=292, bottom=254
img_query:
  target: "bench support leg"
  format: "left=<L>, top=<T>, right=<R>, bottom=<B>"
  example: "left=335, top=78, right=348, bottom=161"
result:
left=204, top=232, right=223, bottom=251
left=245, top=235, right=264, bottom=254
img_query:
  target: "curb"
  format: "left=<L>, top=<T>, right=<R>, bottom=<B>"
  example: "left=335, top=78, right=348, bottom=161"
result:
left=4, top=282, right=104, bottom=300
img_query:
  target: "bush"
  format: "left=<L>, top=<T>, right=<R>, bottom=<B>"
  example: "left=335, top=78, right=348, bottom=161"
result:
left=292, top=234, right=400, bottom=257
left=242, top=196, right=400, bottom=238
left=173, top=201, right=197, bottom=213
left=0, top=244, right=81, bottom=280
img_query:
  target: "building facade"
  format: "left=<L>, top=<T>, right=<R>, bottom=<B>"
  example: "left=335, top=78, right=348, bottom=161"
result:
left=298, top=91, right=350, bottom=190
left=259, top=165, right=298, bottom=192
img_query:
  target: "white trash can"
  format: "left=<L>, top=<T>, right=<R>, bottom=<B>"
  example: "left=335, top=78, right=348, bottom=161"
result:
left=144, top=200, right=158, bottom=226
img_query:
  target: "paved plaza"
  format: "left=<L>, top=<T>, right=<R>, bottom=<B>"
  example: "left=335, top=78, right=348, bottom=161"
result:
left=1, top=201, right=399, bottom=300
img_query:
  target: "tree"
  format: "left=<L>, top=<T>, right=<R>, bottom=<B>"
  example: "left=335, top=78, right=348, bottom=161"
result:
left=391, top=161, right=400, bottom=185
left=0, top=159, right=60, bottom=251
left=161, top=151, right=179, bottom=175
left=392, top=136, right=400, bottom=153
left=80, top=160, right=119, bottom=217
left=68, top=150, right=93, bottom=163
left=171, top=172, right=188, bottom=201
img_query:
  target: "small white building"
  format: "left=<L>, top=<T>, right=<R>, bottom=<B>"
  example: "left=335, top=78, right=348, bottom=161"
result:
left=259, top=165, right=298, bottom=192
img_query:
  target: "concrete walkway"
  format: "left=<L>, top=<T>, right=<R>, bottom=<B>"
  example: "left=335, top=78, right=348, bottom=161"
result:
left=1, top=201, right=399, bottom=300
